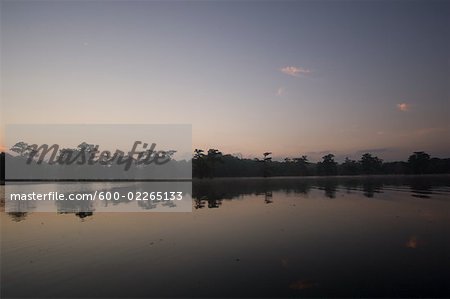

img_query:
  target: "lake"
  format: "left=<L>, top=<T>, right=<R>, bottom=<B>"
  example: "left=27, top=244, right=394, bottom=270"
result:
left=1, top=176, right=449, bottom=298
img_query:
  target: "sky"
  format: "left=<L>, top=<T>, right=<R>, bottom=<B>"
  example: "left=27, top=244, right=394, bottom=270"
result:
left=1, top=0, right=449, bottom=161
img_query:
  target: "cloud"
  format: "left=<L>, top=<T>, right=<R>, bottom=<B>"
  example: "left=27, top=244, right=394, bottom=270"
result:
left=280, top=66, right=311, bottom=77
left=397, top=103, right=410, bottom=112
left=276, top=87, right=284, bottom=96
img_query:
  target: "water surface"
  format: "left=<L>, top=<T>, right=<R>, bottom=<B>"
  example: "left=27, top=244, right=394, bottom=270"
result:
left=1, top=176, right=449, bottom=298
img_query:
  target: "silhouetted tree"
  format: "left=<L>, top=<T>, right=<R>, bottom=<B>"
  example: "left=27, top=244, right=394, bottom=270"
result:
left=408, top=151, right=431, bottom=174
left=428, top=157, right=450, bottom=174
left=293, top=155, right=309, bottom=175
left=190, top=149, right=449, bottom=178
left=263, top=152, right=272, bottom=161
left=360, top=153, right=383, bottom=174
left=340, top=157, right=360, bottom=175
left=10, top=141, right=33, bottom=157
left=261, top=152, right=272, bottom=177
left=382, top=161, right=408, bottom=174
left=206, top=149, right=223, bottom=178
left=193, top=149, right=208, bottom=178
left=317, top=154, right=338, bottom=176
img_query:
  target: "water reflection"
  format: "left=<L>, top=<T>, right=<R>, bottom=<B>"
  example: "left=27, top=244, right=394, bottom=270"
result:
left=192, top=176, right=450, bottom=209
left=3, top=176, right=450, bottom=220
left=3, top=181, right=192, bottom=214
left=6, top=212, right=27, bottom=222
left=1, top=176, right=449, bottom=298
left=405, top=235, right=420, bottom=249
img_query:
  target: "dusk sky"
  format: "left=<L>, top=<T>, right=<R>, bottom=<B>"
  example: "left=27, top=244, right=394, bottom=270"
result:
left=1, top=0, right=449, bottom=161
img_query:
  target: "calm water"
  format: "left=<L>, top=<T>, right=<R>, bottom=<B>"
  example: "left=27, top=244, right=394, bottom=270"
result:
left=1, top=176, right=450, bottom=298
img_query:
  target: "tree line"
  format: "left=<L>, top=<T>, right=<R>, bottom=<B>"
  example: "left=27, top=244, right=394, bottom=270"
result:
left=192, top=149, right=450, bottom=178
left=1, top=149, right=449, bottom=181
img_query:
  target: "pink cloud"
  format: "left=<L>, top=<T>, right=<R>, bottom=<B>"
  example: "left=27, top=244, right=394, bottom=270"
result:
left=397, top=103, right=410, bottom=112
left=280, top=66, right=311, bottom=77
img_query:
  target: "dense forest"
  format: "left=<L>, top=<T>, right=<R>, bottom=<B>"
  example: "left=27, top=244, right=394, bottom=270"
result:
left=192, top=149, right=450, bottom=178
left=1, top=149, right=450, bottom=182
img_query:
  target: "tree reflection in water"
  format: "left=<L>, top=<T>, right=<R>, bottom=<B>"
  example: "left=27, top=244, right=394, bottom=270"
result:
left=6, top=175, right=449, bottom=221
